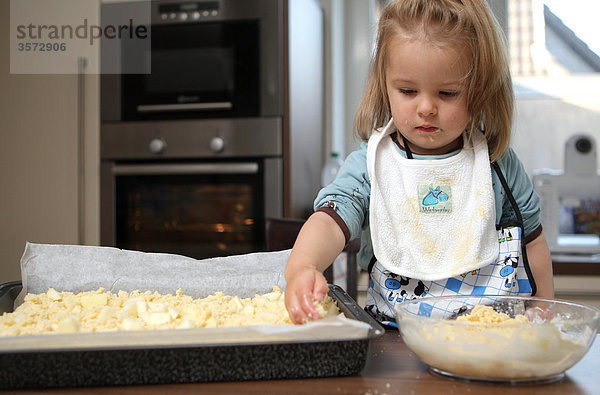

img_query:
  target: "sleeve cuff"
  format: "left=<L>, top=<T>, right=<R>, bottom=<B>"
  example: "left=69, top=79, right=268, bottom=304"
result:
left=525, top=224, right=543, bottom=244
left=315, top=205, right=351, bottom=245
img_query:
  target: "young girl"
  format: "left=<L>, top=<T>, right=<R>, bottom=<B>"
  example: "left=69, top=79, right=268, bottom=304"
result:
left=284, top=0, right=554, bottom=326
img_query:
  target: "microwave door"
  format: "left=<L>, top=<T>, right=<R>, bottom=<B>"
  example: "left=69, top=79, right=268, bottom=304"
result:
left=121, top=21, right=260, bottom=121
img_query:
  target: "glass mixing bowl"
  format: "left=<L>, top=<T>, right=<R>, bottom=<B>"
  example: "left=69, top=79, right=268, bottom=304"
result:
left=395, top=295, right=600, bottom=384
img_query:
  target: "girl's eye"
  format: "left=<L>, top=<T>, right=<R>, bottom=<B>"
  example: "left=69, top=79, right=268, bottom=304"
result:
left=400, top=89, right=416, bottom=95
left=440, top=90, right=459, bottom=97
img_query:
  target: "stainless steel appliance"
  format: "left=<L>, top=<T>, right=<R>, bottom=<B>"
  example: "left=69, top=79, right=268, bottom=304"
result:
left=100, top=0, right=323, bottom=259
left=533, top=134, right=600, bottom=256
left=101, top=0, right=282, bottom=121
left=100, top=118, right=282, bottom=258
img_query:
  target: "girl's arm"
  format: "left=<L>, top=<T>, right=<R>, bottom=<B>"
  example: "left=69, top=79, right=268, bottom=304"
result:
left=284, top=211, right=346, bottom=324
left=525, top=232, right=554, bottom=299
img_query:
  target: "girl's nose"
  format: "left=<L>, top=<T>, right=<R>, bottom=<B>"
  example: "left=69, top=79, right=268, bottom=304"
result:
left=417, top=96, right=437, bottom=117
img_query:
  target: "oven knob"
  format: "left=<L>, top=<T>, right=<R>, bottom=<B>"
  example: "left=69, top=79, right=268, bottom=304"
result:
left=149, top=138, right=167, bottom=154
left=209, top=136, right=225, bottom=153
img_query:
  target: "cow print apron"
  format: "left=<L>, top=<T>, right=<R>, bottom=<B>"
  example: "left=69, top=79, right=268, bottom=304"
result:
left=364, top=162, right=537, bottom=328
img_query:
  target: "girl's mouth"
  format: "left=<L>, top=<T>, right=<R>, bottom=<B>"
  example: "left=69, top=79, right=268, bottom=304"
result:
left=416, top=125, right=438, bottom=133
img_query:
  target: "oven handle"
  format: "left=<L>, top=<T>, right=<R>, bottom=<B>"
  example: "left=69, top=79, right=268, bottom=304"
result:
left=137, top=102, right=233, bottom=113
left=111, top=163, right=259, bottom=175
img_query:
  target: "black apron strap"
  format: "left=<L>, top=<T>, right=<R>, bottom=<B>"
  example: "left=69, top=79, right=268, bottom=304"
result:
left=367, top=255, right=377, bottom=275
left=401, top=135, right=414, bottom=159
left=491, top=162, right=537, bottom=296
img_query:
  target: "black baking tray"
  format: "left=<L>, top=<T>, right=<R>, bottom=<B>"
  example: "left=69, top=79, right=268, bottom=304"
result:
left=0, top=281, right=383, bottom=389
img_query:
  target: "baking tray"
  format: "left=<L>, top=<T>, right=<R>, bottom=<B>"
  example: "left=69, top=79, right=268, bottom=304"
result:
left=0, top=281, right=383, bottom=389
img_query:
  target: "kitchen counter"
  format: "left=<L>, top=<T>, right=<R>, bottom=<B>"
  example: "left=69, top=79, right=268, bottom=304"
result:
left=19, top=331, right=600, bottom=394
left=553, top=259, right=600, bottom=276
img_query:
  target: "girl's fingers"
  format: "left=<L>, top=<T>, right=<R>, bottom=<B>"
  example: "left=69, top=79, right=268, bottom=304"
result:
left=286, top=290, right=313, bottom=324
left=313, top=280, right=329, bottom=303
left=300, top=292, right=322, bottom=322
left=285, top=269, right=328, bottom=324
left=288, top=291, right=321, bottom=324
left=285, top=293, right=303, bottom=324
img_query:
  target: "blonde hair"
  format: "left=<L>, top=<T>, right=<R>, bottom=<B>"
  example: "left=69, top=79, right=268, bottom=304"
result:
left=354, top=0, right=513, bottom=162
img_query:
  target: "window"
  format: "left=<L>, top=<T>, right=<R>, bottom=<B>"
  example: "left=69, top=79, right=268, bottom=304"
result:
left=509, top=0, right=600, bottom=177
left=508, top=0, right=600, bottom=251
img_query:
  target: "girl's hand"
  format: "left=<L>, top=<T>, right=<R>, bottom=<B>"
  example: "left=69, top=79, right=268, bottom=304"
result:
left=283, top=211, right=346, bottom=324
left=524, top=301, right=555, bottom=322
left=285, top=267, right=329, bottom=324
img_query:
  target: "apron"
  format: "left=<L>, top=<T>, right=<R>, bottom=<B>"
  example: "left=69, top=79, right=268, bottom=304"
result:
left=367, top=120, right=499, bottom=280
left=365, top=140, right=537, bottom=327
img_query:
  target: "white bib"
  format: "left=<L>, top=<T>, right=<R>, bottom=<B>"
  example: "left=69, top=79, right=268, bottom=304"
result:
left=367, top=120, right=498, bottom=281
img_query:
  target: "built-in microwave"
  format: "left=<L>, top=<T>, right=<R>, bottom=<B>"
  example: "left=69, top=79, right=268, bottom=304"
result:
left=101, top=0, right=283, bottom=121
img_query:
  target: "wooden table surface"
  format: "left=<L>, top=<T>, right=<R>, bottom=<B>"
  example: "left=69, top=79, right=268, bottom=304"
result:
left=15, top=331, right=599, bottom=395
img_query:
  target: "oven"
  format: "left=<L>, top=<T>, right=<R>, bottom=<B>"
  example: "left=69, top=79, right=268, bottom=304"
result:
left=101, top=118, right=282, bottom=259
left=100, top=0, right=324, bottom=259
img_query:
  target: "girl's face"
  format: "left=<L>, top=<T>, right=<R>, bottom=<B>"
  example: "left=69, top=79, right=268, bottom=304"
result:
left=385, top=34, right=471, bottom=155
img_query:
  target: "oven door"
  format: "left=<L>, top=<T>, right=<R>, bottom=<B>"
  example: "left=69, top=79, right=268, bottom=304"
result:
left=101, top=161, right=272, bottom=259
left=121, top=20, right=260, bottom=121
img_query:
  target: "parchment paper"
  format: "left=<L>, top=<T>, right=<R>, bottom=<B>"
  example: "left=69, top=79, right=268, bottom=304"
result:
left=10, top=242, right=372, bottom=347
left=16, top=242, right=290, bottom=306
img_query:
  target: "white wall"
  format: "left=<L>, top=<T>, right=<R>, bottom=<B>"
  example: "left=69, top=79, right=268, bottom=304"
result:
left=512, top=81, right=600, bottom=175
left=289, top=0, right=324, bottom=217
left=318, top=0, right=376, bottom=162
left=0, top=0, right=100, bottom=282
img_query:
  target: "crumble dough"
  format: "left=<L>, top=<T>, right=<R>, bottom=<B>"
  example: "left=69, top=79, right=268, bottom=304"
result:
left=401, top=304, right=590, bottom=380
left=0, top=286, right=341, bottom=336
